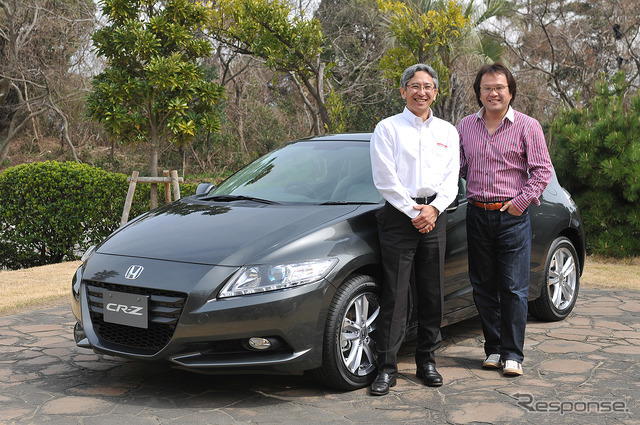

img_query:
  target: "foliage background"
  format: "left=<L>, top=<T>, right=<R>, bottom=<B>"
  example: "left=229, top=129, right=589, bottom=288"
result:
left=0, top=161, right=197, bottom=269
left=2, top=0, right=640, bottom=262
left=549, top=72, right=640, bottom=258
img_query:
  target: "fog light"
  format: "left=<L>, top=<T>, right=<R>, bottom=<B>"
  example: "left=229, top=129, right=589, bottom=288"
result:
left=248, top=337, right=272, bottom=350
left=74, top=323, right=90, bottom=348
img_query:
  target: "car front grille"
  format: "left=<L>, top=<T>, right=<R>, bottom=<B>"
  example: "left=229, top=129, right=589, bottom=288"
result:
left=84, top=280, right=187, bottom=354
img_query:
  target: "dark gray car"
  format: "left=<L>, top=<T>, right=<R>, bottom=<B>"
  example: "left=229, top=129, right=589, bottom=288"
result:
left=71, top=133, right=585, bottom=390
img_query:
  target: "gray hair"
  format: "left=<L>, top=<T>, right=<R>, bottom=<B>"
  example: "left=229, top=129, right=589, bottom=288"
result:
left=400, top=64, right=439, bottom=90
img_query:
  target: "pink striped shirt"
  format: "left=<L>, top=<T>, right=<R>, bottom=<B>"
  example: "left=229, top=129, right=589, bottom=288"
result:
left=457, top=107, right=553, bottom=212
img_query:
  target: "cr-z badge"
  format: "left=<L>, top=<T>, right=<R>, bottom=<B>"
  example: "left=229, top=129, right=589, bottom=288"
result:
left=105, top=303, right=144, bottom=315
left=125, top=265, right=144, bottom=280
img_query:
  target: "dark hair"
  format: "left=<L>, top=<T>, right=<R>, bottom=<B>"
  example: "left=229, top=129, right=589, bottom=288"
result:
left=400, top=64, right=439, bottom=90
left=473, top=63, right=517, bottom=107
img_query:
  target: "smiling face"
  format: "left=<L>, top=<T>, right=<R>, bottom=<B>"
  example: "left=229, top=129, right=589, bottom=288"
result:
left=400, top=70, right=438, bottom=121
left=479, top=72, right=513, bottom=118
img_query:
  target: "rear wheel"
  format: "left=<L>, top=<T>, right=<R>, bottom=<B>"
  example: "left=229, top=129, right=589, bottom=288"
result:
left=529, top=237, right=580, bottom=321
left=312, top=274, right=380, bottom=390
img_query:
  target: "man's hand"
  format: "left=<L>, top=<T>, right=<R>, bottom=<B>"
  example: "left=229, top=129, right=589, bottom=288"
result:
left=500, top=200, right=522, bottom=216
left=412, top=204, right=438, bottom=233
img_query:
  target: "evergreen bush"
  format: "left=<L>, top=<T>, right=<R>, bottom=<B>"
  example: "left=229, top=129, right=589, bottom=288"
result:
left=549, top=72, right=640, bottom=257
left=0, top=161, right=152, bottom=269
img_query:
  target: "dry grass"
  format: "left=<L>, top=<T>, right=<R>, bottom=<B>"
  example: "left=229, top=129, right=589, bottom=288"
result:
left=0, top=256, right=638, bottom=316
left=580, top=255, right=640, bottom=290
left=0, top=260, right=82, bottom=316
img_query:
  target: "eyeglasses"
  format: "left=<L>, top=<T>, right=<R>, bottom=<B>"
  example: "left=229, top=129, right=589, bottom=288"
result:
left=406, top=84, right=436, bottom=92
left=481, top=85, right=508, bottom=93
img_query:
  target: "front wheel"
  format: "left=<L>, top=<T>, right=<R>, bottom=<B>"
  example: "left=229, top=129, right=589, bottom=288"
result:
left=311, top=274, right=380, bottom=390
left=529, top=236, right=580, bottom=321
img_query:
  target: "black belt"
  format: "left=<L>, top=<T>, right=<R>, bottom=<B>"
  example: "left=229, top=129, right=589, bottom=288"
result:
left=412, top=195, right=437, bottom=204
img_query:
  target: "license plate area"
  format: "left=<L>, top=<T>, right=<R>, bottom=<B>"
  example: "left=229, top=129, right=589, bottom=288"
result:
left=103, top=290, right=149, bottom=329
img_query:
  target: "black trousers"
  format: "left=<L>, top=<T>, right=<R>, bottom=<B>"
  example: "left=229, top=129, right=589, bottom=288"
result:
left=375, top=202, right=446, bottom=374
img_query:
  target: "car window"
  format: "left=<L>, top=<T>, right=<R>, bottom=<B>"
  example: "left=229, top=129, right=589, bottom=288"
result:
left=457, top=178, right=467, bottom=202
left=212, top=141, right=384, bottom=204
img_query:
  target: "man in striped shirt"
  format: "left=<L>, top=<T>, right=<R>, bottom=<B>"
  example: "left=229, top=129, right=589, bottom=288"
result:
left=457, top=63, right=553, bottom=376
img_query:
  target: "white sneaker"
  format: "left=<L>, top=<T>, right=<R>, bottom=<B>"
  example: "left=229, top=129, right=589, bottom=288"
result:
left=482, top=354, right=501, bottom=369
left=503, top=360, right=523, bottom=376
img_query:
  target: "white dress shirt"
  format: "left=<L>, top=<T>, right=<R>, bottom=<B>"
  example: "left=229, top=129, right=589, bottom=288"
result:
left=370, top=107, right=460, bottom=218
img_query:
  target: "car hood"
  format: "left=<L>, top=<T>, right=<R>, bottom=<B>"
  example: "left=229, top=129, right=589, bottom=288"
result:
left=97, top=198, right=361, bottom=266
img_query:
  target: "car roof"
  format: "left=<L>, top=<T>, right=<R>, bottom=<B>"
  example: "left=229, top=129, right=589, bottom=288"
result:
left=297, top=133, right=373, bottom=143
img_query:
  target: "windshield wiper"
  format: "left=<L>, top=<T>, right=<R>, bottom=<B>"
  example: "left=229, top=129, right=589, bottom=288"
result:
left=203, top=195, right=279, bottom=205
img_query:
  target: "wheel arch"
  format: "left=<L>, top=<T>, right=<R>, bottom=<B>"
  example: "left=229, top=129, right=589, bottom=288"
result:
left=528, top=234, right=581, bottom=321
left=558, top=227, right=586, bottom=277
left=310, top=273, right=382, bottom=390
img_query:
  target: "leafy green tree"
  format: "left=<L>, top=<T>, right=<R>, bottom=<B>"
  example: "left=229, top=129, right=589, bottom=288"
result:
left=377, top=0, right=469, bottom=83
left=550, top=72, right=640, bottom=257
left=377, top=0, right=508, bottom=123
left=208, top=0, right=330, bottom=133
left=315, top=0, right=401, bottom=131
left=87, top=0, right=224, bottom=207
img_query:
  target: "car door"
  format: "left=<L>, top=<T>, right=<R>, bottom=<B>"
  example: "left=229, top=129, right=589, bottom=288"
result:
left=442, top=178, right=474, bottom=320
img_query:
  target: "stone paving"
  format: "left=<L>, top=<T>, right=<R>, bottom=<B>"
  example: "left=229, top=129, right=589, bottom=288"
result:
left=1, top=287, right=639, bottom=424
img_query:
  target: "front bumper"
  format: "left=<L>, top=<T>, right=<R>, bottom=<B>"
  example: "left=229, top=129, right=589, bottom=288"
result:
left=71, top=256, right=332, bottom=373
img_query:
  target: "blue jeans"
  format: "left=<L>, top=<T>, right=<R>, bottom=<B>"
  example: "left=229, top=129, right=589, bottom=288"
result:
left=466, top=204, right=531, bottom=363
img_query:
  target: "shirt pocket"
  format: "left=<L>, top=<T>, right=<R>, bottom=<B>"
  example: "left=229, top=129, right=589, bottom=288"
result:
left=432, top=141, right=451, bottom=169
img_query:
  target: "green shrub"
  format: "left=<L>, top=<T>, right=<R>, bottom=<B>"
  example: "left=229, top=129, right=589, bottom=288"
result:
left=549, top=72, right=640, bottom=257
left=0, top=161, right=150, bottom=269
left=181, top=182, right=198, bottom=197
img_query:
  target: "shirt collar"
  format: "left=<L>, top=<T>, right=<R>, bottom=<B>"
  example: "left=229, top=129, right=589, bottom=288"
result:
left=403, top=107, right=433, bottom=127
left=475, top=106, right=515, bottom=123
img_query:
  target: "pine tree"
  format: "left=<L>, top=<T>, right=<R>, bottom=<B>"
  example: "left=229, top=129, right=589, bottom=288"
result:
left=550, top=71, right=640, bottom=257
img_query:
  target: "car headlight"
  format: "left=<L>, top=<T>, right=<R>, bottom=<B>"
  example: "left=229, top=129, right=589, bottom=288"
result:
left=218, top=258, right=338, bottom=298
left=81, top=245, right=96, bottom=263
left=73, top=245, right=96, bottom=299
left=562, top=188, right=577, bottom=208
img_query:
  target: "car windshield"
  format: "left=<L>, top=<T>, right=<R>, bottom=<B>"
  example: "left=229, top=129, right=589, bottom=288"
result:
left=209, top=140, right=383, bottom=204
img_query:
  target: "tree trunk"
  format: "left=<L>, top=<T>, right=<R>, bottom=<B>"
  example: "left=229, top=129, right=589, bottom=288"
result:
left=433, top=72, right=466, bottom=125
left=150, top=143, right=159, bottom=209
left=49, top=102, right=79, bottom=162
left=0, top=140, right=10, bottom=164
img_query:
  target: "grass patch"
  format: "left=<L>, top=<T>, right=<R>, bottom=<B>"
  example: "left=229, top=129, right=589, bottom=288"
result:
left=0, top=260, right=81, bottom=315
left=581, top=255, right=640, bottom=290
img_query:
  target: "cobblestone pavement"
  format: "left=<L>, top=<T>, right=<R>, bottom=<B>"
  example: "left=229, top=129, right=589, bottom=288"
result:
left=1, top=288, right=639, bottom=424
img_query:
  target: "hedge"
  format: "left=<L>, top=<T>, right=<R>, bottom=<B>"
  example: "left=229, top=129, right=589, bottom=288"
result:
left=0, top=161, right=197, bottom=269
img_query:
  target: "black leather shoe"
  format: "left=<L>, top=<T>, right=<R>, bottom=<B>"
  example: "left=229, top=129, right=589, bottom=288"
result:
left=369, top=372, right=396, bottom=396
left=416, top=364, right=443, bottom=387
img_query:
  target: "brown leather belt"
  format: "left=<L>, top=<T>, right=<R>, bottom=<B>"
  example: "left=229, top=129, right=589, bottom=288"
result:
left=471, top=200, right=507, bottom=210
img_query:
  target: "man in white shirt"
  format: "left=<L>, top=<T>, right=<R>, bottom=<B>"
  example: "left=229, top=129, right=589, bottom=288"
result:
left=369, top=64, right=460, bottom=395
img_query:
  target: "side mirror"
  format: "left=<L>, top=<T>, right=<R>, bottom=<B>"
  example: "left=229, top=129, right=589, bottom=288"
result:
left=196, top=182, right=215, bottom=195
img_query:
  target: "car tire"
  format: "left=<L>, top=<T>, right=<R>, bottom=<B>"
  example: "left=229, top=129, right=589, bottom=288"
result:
left=529, top=236, right=580, bottom=321
left=312, top=274, right=380, bottom=390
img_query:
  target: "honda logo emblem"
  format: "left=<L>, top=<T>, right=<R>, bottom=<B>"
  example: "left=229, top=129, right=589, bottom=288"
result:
left=125, top=265, right=144, bottom=280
